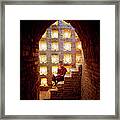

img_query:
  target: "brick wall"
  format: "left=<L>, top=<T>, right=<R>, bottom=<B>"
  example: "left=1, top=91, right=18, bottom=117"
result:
left=20, top=37, right=40, bottom=99
left=69, top=21, right=100, bottom=100
left=63, top=76, right=81, bottom=100
left=81, top=62, right=100, bottom=99
left=51, top=75, right=81, bottom=100
left=20, top=21, right=55, bottom=100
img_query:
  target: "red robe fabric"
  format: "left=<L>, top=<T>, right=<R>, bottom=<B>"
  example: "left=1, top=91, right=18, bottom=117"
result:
left=52, top=66, right=67, bottom=84
left=57, top=66, right=67, bottom=76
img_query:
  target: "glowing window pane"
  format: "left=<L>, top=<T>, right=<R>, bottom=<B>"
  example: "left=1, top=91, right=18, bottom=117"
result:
left=76, top=41, right=82, bottom=50
left=39, top=55, right=47, bottom=63
left=63, top=54, right=72, bottom=64
left=39, top=41, right=47, bottom=51
left=65, top=66, right=71, bottom=74
left=63, top=30, right=71, bottom=38
left=64, top=42, right=71, bottom=51
left=41, top=78, right=48, bottom=86
left=52, top=30, right=58, bottom=38
left=40, top=66, right=47, bottom=75
left=52, top=66, right=58, bottom=74
left=51, top=55, right=59, bottom=64
left=51, top=42, right=59, bottom=51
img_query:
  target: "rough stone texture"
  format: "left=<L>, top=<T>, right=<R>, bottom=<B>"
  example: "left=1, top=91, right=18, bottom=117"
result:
left=81, top=62, right=100, bottom=100
left=51, top=74, right=81, bottom=100
left=80, top=21, right=100, bottom=100
left=63, top=76, right=81, bottom=100
left=68, top=21, right=100, bottom=100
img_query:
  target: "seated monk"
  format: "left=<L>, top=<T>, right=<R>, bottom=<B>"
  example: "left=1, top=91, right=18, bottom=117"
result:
left=52, top=61, right=67, bottom=85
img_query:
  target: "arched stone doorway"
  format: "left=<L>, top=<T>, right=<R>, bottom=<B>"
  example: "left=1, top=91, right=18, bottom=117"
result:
left=39, top=20, right=84, bottom=87
left=20, top=20, right=100, bottom=100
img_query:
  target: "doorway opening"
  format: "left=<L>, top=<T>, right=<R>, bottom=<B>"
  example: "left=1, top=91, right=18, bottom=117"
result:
left=39, top=20, right=84, bottom=88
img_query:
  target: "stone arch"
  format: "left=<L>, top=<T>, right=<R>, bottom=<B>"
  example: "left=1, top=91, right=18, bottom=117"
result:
left=38, top=20, right=84, bottom=88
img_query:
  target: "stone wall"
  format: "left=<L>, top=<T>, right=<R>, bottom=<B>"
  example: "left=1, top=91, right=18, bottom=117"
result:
left=20, top=21, right=55, bottom=100
left=77, top=21, right=100, bottom=100
left=20, top=31, right=40, bottom=100
left=81, top=62, right=100, bottom=99
left=68, top=20, right=100, bottom=100
left=63, top=76, right=81, bottom=100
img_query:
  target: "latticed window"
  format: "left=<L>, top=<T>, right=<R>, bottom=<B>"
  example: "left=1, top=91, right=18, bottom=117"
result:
left=39, top=55, right=47, bottom=63
left=51, top=30, right=58, bottom=38
left=51, top=54, right=59, bottom=64
left=39, top=41, right=47, bottom=51
left=52, top=66, right=58, bottom=74
left=40, top=66, right=47, bottom=75
left=63, top=29, right=71, bottom=38
left=63, top=54, right=72, bottom=64
left=63, top=42, right=71, bottom=51
left=51, top=42, right=59, bottom=51
left=39, top=20, right=84, bottom=86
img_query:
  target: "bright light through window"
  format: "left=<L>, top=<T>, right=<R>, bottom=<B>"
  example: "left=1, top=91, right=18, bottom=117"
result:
left=51, top=54, right=59, bottom=64
left=38, top=20, right=84, bottom=84
left=51, top=42, right=59, bottom=51
left=40, top=66, right=47, bottom=75
left=64, top=42, right=71, bottom=51
left=52, top=30, right=58, bottom=38
left=63, top=54, right=72, bottom=64
left=52, top=66, right=58, bottom=74
left=65, top=66, right=71, bottom=74
left=39, top=41, right=47, bottom=51
left=63, top=30, right=71, bottom=38
left=39, top=55, right=47, bottom=63
left=41, top=78, right=48, bottom=86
